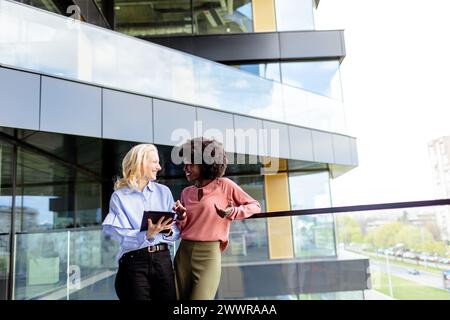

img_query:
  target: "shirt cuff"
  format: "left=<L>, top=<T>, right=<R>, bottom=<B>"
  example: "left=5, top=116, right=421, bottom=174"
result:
left=144, top=233, right=161, bottom=246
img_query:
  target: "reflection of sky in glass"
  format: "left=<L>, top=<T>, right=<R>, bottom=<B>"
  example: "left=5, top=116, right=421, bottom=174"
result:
left=0, top=197, right=11, bottom=207
left=289, top=172, right=331, bottom=210
left=19, top=196, right=56, bottom=225
left=239, top=63, right=281, bottom=82
left=237, top=3, right=253, bottom=19
left=281, top=61, right=342, bottom=100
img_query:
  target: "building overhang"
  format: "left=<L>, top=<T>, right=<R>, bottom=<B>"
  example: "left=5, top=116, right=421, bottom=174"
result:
left=144, top=30, right=346, bottom=64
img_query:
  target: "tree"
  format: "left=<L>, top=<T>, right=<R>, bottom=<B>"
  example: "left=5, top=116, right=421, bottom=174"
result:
left=370, top=222, right=403, bottom=249
left=395, top=225, right=432, bottom=251
left=337, top=216, right=362, bottom=246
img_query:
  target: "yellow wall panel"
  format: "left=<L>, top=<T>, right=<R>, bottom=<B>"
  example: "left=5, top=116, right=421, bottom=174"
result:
left=264, top=172, right=294, bottom=259
left=252, top=0, right=277, bottom=32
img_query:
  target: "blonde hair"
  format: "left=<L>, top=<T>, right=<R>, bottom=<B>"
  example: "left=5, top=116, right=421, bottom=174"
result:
left=114, top=144, right=159, bottom=191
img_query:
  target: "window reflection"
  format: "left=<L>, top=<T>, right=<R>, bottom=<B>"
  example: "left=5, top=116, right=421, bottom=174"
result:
left=13, top=139, right=102, bottom=232
left=234, top=61, right=343, bottom=100
left=14, top=231, right=68, bottom=300
left=194, top=0, right=253, bottom=35
left=281, top=60, right=343, bottom=100
left=21, top=0, right=61, bottom=15
left=233, top=63, right=281, bottom=83
left=289, top=171, right=336, bottom=258
left=0, top=140, right=12, bottom=300
left=223, top=175, right=268, bottom=263
left=115, top=0, right=193, bottom=37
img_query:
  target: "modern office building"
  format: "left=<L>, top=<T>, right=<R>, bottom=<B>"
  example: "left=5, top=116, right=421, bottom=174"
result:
left=428, top=136, right=450, bottom=244
left=0, top=0, right=368, bottom=300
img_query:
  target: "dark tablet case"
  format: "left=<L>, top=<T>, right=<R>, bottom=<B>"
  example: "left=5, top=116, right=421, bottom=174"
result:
left=140, top=211, right=176, bottom=233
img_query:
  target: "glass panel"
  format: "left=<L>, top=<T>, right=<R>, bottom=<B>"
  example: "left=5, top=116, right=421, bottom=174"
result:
left=14, top=144, right=102, bottom=232
left=67, top=229, right=118, bottom=300
left=289, top=171, right=336, bottom=258
left=0, top=0, right=347, bottom=134
left=0, top=140, right=13, bottom=300
left=223, top=175, right=268, bottom=263
left=234, top=63, right=281, bottom=83
left=280, top=60, right=343, bottom=101
left=15, top=148, right=75, bottom=231
left=218, top=205, right=450, bottom=300
left=14, top=231, right=68, bottom=300
left=336, top=206, right=450, bottom=300
left=115, top=0, right=193, bottom=37
left=194, top=59, right=285, bottom=122
left=75, top=181, right=102, bottom=228
left=23, top=0, right=61, bottom=14
left=194, top=0, right=253, bottom=35
left=275, top=0, right=315, bottom=31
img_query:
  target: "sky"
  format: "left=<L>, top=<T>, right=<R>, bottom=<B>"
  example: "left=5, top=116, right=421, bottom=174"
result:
left=315, top=0, right=450, bottom=206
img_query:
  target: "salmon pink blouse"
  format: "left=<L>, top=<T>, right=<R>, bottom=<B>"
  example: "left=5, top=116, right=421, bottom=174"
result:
left=177, top=177, right=261, bottom=251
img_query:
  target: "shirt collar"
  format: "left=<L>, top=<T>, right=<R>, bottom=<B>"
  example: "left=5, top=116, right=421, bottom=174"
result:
left=146, top=181, right=155, bottom=192
left=121, top=181, right=154, bottom=194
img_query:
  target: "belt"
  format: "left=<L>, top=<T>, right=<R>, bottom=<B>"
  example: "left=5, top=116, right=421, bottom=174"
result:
left=124, top=244, right=169, bottom=257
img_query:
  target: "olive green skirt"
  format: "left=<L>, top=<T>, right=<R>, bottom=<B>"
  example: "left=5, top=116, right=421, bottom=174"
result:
left=174, top=239, right=221, bottom=300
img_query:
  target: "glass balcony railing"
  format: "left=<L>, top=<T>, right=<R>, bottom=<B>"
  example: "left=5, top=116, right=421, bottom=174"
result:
left=0, top=0, right=346, bottom=134
left=4, top=199, right=450, bottom=300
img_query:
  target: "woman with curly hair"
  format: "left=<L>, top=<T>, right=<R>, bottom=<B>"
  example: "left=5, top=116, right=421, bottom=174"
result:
left=173, top=137, right=261, bottom=300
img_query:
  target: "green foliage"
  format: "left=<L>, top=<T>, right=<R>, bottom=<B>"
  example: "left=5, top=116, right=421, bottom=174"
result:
left=336, top=216, right=362, bottom=245
left=394, top=225, right=433, bottom=251
left=370, top=222, right=403, bottom=249
left=337, top=215, right=449, bottom=256
left=419, top=240, right=447, bottom=256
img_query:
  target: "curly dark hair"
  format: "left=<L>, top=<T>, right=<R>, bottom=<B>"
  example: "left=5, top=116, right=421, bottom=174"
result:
left=180, top=137, right=227, bottom=180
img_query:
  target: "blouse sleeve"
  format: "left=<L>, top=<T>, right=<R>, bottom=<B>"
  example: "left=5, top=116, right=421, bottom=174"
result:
left=102, top=193, right=161, bottom=250
left=225, top=179, right=261, bottom=220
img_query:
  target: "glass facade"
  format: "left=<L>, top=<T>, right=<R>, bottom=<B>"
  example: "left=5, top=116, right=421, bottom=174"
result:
left=15, top=0, right=61, bottom=15
left=0, top=139, right=12, bottom=300
left=0, top=0, right=346, bottom=134
left=234, top=60, right=343, bottom=101
left=289, top=171, right=337, bottom=258
left=223, top=174, right=268, bottom=263
left=281, top=61, right=343, bottom=101
left=113, top=0, right=253, bottom=37
left=194, top=0, right=253, bottom=35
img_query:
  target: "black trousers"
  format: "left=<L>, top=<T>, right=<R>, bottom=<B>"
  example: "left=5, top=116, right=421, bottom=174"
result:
left=114, top=249, right=176, bottom=300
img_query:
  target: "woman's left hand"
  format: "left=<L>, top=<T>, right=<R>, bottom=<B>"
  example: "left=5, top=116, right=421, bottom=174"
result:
left=214, top=202, right=234, bottom=219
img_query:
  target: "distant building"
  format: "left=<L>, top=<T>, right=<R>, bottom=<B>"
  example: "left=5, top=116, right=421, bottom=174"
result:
left=428, top=136, right=450, bottom=243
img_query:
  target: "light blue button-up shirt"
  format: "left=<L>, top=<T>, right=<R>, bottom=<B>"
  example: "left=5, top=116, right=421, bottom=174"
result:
left=102, top=181, right=180, bottom=263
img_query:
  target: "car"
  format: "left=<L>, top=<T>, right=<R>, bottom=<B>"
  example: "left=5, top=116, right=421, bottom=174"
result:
left=407, top=269, right=420, bottom=275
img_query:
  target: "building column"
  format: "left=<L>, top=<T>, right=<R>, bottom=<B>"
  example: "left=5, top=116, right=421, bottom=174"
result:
left=263, top=159, right=294, bottom=259
left=252, top=0, right=277, bottom=32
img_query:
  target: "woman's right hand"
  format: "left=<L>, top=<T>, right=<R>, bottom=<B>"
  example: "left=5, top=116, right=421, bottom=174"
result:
left=146, top=216, right=173, bottom=239
left=173, top=200, right=187, bottom=221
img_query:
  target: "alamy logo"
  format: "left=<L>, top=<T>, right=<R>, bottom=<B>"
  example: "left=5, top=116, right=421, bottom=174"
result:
left=170, top=121, right=281, bottom=173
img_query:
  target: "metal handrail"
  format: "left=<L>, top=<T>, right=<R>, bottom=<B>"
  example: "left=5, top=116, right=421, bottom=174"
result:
left=10, top=198, right=450, bottom=235
left=249, top=198, right=450, bottom=219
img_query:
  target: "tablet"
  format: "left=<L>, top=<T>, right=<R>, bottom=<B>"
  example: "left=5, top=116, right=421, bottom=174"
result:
left=140, top=211, right=176, bottom=233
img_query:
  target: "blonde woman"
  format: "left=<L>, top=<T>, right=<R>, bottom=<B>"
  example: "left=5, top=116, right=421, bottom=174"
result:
left=102, top=144, right=183, bottom=300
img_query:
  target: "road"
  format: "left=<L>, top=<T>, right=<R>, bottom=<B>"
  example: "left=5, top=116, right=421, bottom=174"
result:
left=370, top=259, right=445, bottom=289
